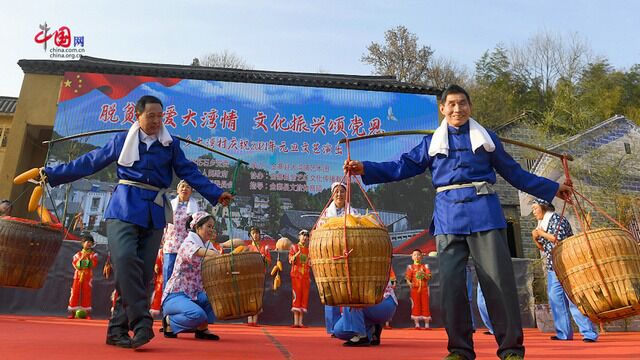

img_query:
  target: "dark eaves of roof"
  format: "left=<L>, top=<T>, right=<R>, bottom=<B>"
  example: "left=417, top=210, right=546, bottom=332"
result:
left=18, top=56, right=441, bottom=95
left=546, top=115, right=632, bottom=152
left=529, top=115, right=636, bottom=173
left=0, top=96, right=18, bottom=114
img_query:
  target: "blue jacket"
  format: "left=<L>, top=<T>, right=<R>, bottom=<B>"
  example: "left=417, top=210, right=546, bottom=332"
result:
left=46, top=132, right=224, bottom=229
left=362, top=122, right=558, bottom=235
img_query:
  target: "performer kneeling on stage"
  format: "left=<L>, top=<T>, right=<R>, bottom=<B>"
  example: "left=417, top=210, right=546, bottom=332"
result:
left=43, top=95, right=233, bottom=349
left=161, top=211, right=221, bottom=340
left=321, top=182, right=359, bottom=336
left=331, top=273, right=397, bottom=347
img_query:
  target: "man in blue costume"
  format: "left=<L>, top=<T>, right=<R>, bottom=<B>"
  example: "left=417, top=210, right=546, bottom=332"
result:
left=43, top=95, right=233, bottom=349
left=345, top=85, right=571, bottom=360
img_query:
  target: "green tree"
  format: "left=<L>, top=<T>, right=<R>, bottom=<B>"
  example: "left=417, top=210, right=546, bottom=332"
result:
left=367, top=173, right=435, bottom=228
left=470, top=46, right=528, bottom=128
left=621, top=64, right=640, bottom=123
left=577, top=60, right=626, bottom=122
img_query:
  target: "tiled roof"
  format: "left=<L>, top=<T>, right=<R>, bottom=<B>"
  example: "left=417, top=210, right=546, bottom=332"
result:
left=18, top=56, right=441, bottom=95
left=0, top=96, right=17, bottom=114
left=531, top=115, right=637, bottom=173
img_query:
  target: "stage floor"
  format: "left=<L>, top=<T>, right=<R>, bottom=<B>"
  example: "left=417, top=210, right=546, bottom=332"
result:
left=1, top=315, right=637, bottom=359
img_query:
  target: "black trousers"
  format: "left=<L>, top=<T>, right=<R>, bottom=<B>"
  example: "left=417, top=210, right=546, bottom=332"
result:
left=106, top=219, right=163, bottom=336
left=437, top=229, right=524, bottom=360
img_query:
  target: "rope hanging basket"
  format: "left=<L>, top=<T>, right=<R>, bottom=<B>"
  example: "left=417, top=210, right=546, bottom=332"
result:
left=310, top=225, right=392, bottom=307
left=201, top=252, right=266, bottom=320
left=552, top=227, right=640, bottom=323
left=309, top=139, right=393, bottom=307
left=0, top=217, right=64, bottom=289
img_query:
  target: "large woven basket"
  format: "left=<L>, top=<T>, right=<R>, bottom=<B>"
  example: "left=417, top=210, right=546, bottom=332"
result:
left=201, top=252, right=266, bottom=320
left=310, top=226, right=392, bottom=307
left=0, top=217, right=64, bottom=289
left=552, top=227, right=640, bottom=322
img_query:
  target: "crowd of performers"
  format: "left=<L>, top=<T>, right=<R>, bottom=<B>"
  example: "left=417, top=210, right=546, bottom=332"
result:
left=39, top=85, right=598, bottom=359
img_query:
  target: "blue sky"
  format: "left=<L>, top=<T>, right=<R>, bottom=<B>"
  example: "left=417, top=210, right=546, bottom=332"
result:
left=1, top=0, right=639, bottom=97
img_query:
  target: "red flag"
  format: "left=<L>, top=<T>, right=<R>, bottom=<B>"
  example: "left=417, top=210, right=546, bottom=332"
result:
left=58, top=72, right=182, bottom=102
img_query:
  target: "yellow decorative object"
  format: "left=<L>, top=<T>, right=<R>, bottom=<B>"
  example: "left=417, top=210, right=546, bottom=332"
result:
left=28, top=186, right=43, bottom=212
left=231, top=245, right=245, bottom=254
left=273, top=273, right=281, bottom=291
left=270, top=265, right=279, bottom=276
left=13, top=168, right=40, bottom=185
left=36, top=205, right=52, bottom=224
left=276, top=260, right=283, bottom=272
left=318, top=214, right=385, bottom=230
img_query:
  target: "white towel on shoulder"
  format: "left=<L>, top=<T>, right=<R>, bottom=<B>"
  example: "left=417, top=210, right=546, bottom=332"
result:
left=427, top=118, right=495, bottom=157
left=117, top=122, right=173, bottom=167
left=170, top=197, right=200, bottom=215
left=537, top=211, right=554, bottom=233
left=322, top=202, right=359, bottom=218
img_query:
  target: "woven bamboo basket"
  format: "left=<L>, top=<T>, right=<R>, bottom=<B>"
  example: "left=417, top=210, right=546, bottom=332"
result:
left=0, top=217, right=63, bottom=289
left=310, top=226, right=392, bottom=307
left=201, top=252, right=266, bottom=320
left=552, top=227, right=640, bottom=323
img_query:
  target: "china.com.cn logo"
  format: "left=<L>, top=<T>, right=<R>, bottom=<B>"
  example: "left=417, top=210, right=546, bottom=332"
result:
left=34, top=22, right=86, bottom=59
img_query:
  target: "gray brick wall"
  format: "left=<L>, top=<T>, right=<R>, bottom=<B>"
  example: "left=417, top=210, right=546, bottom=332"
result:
left=494, top=122, right=555, bottom=259
left=602, top=315, right=640, bottom=332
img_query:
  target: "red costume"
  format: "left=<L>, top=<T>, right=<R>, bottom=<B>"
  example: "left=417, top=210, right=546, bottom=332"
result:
left=289, top=243, right=311, bottom=312
left=149, top=250, right=163, bottom=316
left=212, top=242, right=223, bottom=254
left=389, top=267, right=397, bottom=287
left=246, top=240, right=271, bottom=326
left=247, top=241, right=272, bottom=267
left=405, top=263, right=431, bottom=320
left=68, top=249, right=98, bottom=312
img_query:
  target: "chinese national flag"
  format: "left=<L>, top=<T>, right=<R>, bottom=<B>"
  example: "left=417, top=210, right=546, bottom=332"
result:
left=58, top=72, right=182, bottom=102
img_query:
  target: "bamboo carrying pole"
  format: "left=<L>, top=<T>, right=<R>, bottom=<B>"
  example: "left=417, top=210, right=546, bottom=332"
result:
left=338, top=130, right=573, bottom=161
left=44, top=129, right=249, bottom=165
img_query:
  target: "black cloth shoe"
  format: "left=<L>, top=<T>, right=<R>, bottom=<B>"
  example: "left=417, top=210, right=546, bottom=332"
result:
left=370, top=324, right=382, bottom=346
left=162, top=316, right=177, bottom=338
left=105, top=333, right=132, bottom=348
left=583, top=338, right=596, bottom=343
left=483, top=331, right=493, bottom=335
left=195, top=329, right=220, bottom=340
left=131, top=327, right=155, bottom=349
left=343, top=336, right=370, bottom=347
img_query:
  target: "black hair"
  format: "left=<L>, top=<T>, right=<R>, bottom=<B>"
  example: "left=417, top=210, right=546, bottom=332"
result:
left=439, top=84, right=471, bottom=105
left=135, top=95, right=163, bottom=114
left=80, top=234, right=95, bottom=244
left=538, top=203, right=556, bottom=212
left=184, top=214, right=214, bottom=232
left=249, top=226, right=261, bottom=235
left=412, top=249, right=423, bottom=254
